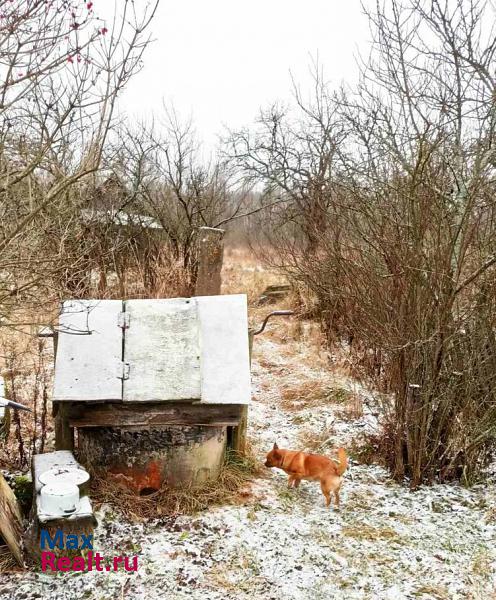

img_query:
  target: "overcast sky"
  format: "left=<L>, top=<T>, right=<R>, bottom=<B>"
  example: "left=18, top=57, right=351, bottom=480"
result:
left=103, top=1, right=371, bottom=153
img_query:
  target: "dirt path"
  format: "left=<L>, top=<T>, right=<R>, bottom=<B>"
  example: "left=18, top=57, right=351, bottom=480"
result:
left=1, top=300, right=495, bottom=600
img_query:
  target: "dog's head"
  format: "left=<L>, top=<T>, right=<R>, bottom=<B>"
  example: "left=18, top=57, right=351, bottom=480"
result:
left=264, top=442, right=282, bottom=468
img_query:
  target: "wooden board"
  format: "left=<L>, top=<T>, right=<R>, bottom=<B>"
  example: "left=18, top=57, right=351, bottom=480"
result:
left=196, top=294, right=251, bottom=404
left=0, top=473, right=23, bottom=566
left=67, top=402, right=242, bottom=427
left=53, top=300, right=123, bottom=402
left=123, top=299, right=201, bottom=402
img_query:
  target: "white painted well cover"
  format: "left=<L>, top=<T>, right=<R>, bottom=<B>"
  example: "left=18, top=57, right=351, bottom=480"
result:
left=124, top=298, right=201, bottom=402
left=53, top=300, right=122, bottom=401
left=196, top=295, right=251, bottom=405
left=53, top=295, right=250, bottom=405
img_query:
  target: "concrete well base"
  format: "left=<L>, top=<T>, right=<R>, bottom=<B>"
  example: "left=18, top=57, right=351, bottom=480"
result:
left=77, top=425, right=227, bottom=494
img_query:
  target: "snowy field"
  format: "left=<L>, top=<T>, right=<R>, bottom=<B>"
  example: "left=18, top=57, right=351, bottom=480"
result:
left=1, top=314, right=495, bottom=600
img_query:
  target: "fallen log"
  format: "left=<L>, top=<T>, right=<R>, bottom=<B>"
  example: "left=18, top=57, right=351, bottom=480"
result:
left=0, top=472, right=24, bottom=566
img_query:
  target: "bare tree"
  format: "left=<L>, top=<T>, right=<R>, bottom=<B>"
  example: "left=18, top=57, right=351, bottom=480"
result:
left=0, top=0, right=159, bottom=326
left=225, top=64, right=347, bottom=252
left=229, top=0, right=496, bottom=486
left=332, top=0, right=496, bottom=485
left=106, top=112, right=267, bottom=292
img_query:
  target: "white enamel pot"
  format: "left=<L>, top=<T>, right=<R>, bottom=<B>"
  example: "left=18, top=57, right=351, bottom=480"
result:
left=40, top=480, right=80, bottom=516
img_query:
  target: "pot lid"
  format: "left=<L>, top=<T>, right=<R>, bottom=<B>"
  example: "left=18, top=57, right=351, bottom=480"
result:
left=38, top=467, right=89, bottom=487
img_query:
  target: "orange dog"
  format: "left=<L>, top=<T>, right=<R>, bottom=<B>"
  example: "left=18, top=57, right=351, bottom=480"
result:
left=264, top=443, right=348, bottom=508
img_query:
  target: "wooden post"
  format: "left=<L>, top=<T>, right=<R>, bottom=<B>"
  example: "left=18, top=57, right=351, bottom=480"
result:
left=232, top=329, right=254, bottom=455
left=195, top=227, right=225, bottom=296
left=232, top=407, right=248, bottom=455
left=53, top=402, right=74, bottom=451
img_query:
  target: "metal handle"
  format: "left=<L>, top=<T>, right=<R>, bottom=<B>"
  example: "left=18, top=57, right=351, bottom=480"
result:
left=252, top=310, right=294, bottom=336
left=0, top=398, right=32, bottom=412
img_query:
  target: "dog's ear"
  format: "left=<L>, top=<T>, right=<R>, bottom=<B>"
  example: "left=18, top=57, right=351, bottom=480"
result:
left=273, top=442, right=279, bottom=450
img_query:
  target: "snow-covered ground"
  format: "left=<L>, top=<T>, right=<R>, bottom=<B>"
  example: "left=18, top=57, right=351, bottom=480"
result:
left=1, top=314, right=495, bottom=599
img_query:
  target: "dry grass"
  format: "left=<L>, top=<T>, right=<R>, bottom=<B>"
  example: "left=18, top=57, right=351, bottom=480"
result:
left=221, top=245, right=285, bottom=305
left=90, top=449, right=261, bottom=521
left=263, top=318, right=330, bottom=377
left=256, top=355, right=283, bottom=370
left=207, top=547, right=265, bottom=593
left=335, top=394, right=364, bottom=421
left=348, top=435, right=382, bottom=466
left=99, top=244, right=198, bottom=300
left=342, top=523, right=402, bottom=542
left=0, top=332, right=55, bottom=470
left=472, top=548, right=492, bottom=578
left=0, top=545, right=21, bottom=572
left=413, top=585, right=450, bottom=599
left=280, top=379, right=352, bottom=410
left=297, top=424, right=336, bottom=453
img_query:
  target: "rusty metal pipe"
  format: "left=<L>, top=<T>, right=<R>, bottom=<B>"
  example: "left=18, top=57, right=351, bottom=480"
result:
left=252, top=310, right=294, bottom=336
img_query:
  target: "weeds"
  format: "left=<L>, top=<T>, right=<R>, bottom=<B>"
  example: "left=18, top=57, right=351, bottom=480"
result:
left=280, top=380, right=351, bottom=409
left=341, top=523, right=401, bottom=542
left=0, top=546, right=19, bottom=573
left=90, top=449, right=261, bottom=521
left=298, top=425, right=336, bottom=453
left=0, top=337, right=53, bottom=470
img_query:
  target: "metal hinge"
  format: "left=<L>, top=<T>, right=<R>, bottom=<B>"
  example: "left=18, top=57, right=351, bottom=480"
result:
left=116, top=361, right=130, bottom=380
left=117, top=312, right=130, bottom=329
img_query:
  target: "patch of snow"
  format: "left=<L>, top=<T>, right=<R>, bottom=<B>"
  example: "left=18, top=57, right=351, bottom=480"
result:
left=1, top=313, right=495, bottom=600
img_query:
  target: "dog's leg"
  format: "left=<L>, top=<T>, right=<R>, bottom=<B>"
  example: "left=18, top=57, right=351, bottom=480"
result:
left=287, top=475, right=295, bottom=488
left=320, top=480, right=332, bottom=507
left=327, top=476, right=342, bottom=509
left=293, top=477, right=301, bottom=488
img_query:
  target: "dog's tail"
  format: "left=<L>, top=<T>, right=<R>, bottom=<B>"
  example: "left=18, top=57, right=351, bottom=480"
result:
left=335, top=448, right=348, bottom=476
